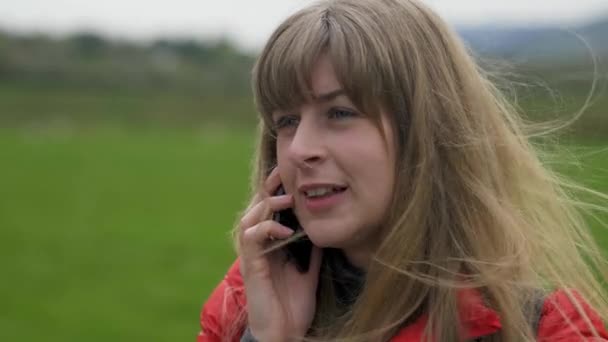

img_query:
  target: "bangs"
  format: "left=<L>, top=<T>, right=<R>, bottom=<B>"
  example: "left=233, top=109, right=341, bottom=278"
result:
left=252, top=4, right=389, bottom=128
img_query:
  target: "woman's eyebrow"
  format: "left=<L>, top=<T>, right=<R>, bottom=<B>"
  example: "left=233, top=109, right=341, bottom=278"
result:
left=314, top=89, right=345, bottom=102
left=270, top=89, right=347, bottom=117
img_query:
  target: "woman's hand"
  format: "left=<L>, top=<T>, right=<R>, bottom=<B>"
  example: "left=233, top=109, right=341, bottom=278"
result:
left=238, top=168, right=323, bottom=342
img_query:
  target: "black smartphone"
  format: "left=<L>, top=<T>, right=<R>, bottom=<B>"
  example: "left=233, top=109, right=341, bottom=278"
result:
left=273, top=186, right=313, bottom=273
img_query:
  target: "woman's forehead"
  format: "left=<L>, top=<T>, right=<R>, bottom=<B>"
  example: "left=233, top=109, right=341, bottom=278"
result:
left=256, top=41, right=386, bottom=120
left=309, top=55, right=342, bottom=96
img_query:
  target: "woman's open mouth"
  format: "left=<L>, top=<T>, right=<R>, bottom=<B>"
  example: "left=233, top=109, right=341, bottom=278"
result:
left=302, top=186, right=348, bottom=211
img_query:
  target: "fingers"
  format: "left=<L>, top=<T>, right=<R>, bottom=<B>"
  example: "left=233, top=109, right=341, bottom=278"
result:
left=243, top=167, right=282, bottom=212
left=307, top=246, right=323, bottom=277
left=263, top=166, right=283, bottom=196
left=241, top=220, right=295, bottom=254
left=239, top=194, right=293, bottom=230
left=243, top=166, right=284, bottom=216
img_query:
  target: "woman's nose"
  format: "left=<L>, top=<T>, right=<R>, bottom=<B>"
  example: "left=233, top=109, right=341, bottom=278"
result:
left=287, top=116, right=325, bottom=169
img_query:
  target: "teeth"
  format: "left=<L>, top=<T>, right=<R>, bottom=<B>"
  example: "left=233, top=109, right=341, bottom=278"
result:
left=305, top=187, right=341, bottom=198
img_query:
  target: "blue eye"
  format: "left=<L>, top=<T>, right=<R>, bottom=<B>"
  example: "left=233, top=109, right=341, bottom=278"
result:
left=328, top=108, right=356, bottom=119
left=273, top=115, right=299, bottom=130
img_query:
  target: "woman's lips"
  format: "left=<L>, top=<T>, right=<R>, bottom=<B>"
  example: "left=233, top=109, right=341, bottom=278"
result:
left=303, top=187, right=347, bottom=212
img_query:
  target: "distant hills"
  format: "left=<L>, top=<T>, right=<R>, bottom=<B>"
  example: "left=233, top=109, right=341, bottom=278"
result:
left=458, top=16, right=608, bottom=66
left=0, top=18, right=606, bottom=133
left=0, top=16, right=606, bottom=91
left=0, top=31, right=255, bottom=95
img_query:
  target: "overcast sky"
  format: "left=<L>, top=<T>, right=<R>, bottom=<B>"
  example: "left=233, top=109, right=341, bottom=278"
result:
left=1, top=0, right=607, bottom=51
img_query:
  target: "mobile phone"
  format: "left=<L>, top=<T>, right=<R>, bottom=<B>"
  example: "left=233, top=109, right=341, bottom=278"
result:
left=273, top=186, right=313, bottom=273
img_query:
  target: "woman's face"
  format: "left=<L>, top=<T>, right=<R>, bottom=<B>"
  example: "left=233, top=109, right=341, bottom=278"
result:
left=273, top=55, right=396, bottom=265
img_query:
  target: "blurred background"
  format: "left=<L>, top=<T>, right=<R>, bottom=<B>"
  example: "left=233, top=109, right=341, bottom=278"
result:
left=0, top=0, right=606, bottom=341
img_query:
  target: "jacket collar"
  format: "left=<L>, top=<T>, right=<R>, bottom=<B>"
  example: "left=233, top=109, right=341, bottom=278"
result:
left=391, top=288, right=501, bottom=341
left=458, top=288, right=502, bottom=338
left=327, top=250, right=502, bottom=340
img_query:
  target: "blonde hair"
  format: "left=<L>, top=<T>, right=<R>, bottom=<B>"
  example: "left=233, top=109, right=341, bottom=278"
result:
left=233, top=0, right=608, bottom=340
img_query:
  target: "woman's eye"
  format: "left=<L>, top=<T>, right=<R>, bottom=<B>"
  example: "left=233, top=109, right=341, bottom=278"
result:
left=274, top=115, right=299, bottom=130
left=328, top=108, right=357, bottom=120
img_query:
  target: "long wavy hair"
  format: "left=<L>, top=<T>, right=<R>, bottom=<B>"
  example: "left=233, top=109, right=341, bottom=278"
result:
left=231, top=0, right=608, bottom=340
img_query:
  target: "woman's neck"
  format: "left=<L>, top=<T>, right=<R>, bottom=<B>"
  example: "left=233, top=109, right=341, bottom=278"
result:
left=342, top=246, right=372, bottom=271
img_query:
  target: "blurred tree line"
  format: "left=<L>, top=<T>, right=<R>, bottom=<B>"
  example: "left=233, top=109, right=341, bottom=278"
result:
left=0, top=31, right=260, bottom=128
left=0, top=31, right=254, bottom=95
left=0, top=29, right=605, bottom=137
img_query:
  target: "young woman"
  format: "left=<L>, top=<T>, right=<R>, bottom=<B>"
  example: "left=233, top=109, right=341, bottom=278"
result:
left=198, top=0, right=608, bottom=341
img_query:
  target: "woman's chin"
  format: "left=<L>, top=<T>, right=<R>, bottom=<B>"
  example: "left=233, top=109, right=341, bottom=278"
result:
left=303, top=229, right=349, bottom=249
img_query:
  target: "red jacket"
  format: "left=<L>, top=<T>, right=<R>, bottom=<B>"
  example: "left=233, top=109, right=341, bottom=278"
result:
left=198, top=259, right=608, bottom=341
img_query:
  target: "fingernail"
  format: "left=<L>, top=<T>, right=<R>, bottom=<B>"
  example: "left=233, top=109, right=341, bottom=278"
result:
left=281, top=226, right=295, bottom=235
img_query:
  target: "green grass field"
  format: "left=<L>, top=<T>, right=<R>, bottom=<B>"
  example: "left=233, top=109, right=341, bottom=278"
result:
left=0, top=127, right=255, bottom=341
left=0, top=127, right=606, bottom=341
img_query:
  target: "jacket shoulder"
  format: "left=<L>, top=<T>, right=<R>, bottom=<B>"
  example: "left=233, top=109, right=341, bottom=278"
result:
left=197, top=259, right=247, bottom=342
left=537, top=289, right=608, bottom=341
